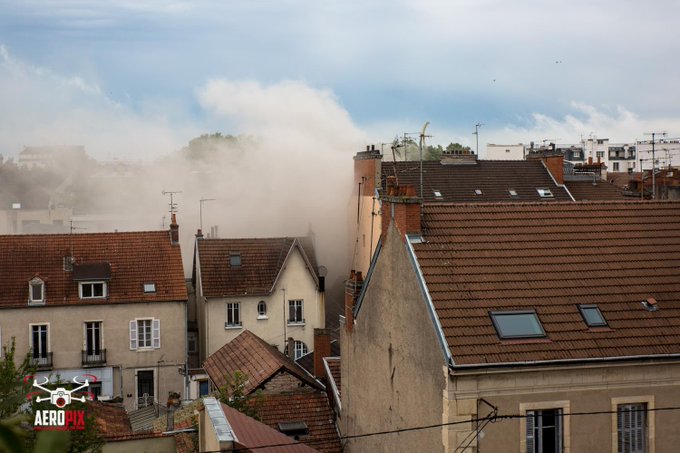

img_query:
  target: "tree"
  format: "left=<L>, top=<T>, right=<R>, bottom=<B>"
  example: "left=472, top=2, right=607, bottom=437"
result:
left=217, top=371, right=263, bottom=421
left=425, top=144, right=444, bottom=161
left=0, top=338, right=34, bottom=420
left=445, top=142, right=473, bottom=154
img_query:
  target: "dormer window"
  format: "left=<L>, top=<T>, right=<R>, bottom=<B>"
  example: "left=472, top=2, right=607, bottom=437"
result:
left=29, top=277, right=45, bottom=304
left=79, top=282, right=106, bottom=299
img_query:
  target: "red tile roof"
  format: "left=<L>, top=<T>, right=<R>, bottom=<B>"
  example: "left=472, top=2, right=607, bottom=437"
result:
left=0, top=231, right=186, bottom=308
left=88, top=401, right=133, bottom=440
left=323, top=358, right=341, bottom=397
left=221, top=402, right=320, bottom=453
left=197, top=237, right=318, bottom=297
left=564, top=179, right=627, bottom=200
left=382, top=160, right=572, bottom=202
left=255, top=391, right=342, bottom=453
left=204, top=330, right=321, bottom=395
left=412, top=201, right=680, bottom=366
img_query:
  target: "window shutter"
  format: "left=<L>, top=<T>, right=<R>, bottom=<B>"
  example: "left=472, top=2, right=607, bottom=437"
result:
left=526, top=411, right=535, bottom=453
left=152, top=319, right=161, bottom=349
left=129, top=320, right=137, bottom=350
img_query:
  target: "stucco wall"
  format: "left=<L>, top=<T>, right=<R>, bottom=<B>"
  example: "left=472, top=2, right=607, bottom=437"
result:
left=203, top=246, right=323, bottom=356
left=341, top=223, right=447, bottom=453
left=0, top=301, right=186, bottom=411
left=446, top=361, right=680, bottom=453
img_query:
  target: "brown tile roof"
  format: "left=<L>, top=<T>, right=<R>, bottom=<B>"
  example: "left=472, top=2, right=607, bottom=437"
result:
left=323, top=358, right=341, bottom=398
left=221, top=402, right=320, bottom=453
left=412, top=201, right=680, bottom=366
left=564, top=179, right=627, bottom=200
left=88, top=401, right=133, bottom=440
left=382, top=160, right=572, bottom=202
left=255, top=391, right=342, bottom=453
left=0, top=231, right=186, bottom=308
left=204, top=330, right=321, bottom=394
left=197, top=237, right=319, bottom=297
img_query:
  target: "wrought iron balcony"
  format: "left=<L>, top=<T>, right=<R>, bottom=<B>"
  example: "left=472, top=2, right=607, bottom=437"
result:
left=31, top=352, right=53, bottom=370
left=82, top=349, right=107, bottom=366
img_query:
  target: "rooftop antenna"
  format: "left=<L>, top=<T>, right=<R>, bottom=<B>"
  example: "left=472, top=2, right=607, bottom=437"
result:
left=161, top=190, right=182, bottom=216
left=473, top=123, right=484, bottom=155
left=644, top=131, right=667, bottom=199
left=419, top=121, right=431, bottom=200
left=68, top=220, right=86, bottom=264
left=199, top=198, right=216, bottom=232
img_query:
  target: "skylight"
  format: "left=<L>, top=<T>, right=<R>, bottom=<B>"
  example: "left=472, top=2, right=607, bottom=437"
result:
left=474, top=189, right=483, bottom=195
left=143, top=283, right=156, bottom=293
left=433, top=190, right=443, bottom=200
left=490, top=311, right=546, bottom=339
left=578, top=304, right=607, bottom=327
left=508, top=189, right=519, bottom=197
left=229, top=253, right=241, bottom=267
left=537, top=188, right=554, bottom=198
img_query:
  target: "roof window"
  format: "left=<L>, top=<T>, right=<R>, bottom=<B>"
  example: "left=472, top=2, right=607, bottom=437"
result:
left=490, top=311, right=546, bottom=339
left=229, top=253, right=241, bottom=267
left=537, top=188, right=554, bottom=198
left=578, top=304, right=607, bottom=327
left=433, top=190, right=443, bottom=200
left=143, top=283, right=156, bottom=293
left=474, top=189, right=483, bottom=195
left=508, top=189, right=519, bottom=197
left=278, top=421, right=309, bottom=438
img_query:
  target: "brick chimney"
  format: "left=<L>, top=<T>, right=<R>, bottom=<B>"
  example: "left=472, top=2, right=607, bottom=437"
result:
left=380, top=184, right=421, bottom=242
left=543, top=154, right=564, bottom=184
left=354, top=145, right=382, bottom=194
left=344, top=270, right=364, bottom=333
left=195, top=228, right=204, bottom=239
left=313, top=328, right=332, bottom=380
left=169, top=213, right=179, bottom=245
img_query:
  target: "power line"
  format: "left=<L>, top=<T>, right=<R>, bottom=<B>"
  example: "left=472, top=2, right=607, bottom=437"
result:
left=197, top=404, right=680, bottom=452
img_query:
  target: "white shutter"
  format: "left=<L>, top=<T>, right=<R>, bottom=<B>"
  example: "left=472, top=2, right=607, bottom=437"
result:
left=526, top=411, right=535, bottom=453
left=152, top=319, right=161, bottom=349
left=129, top=320, right=137, bottom=350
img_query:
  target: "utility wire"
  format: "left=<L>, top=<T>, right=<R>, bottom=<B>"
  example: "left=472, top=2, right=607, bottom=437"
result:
left=197, top=405, right=680, bottom=452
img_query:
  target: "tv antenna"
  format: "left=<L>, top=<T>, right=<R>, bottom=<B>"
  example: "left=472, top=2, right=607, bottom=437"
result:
left=199, top=198, right=216, bottom=232
left=644, top=131, right=667, bottom=199
left=162, top=190, right=182, bottom=216
left=419, top=121, right=431, bottom=199
left=473, top=123, right=484, bottom=155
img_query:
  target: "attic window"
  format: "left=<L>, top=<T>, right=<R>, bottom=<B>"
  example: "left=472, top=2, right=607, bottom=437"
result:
left=508, top=189, right=519, bottom=197
left=578, top=304, right=607, bottom=327
left=229, top=253, right=241, bottom=267
left=537, top=188, right=554, bottom=198
left=278, top=421, right=309, bottom=438
left=474, top=189, right=483, bottom=195
left=29, top=277, right=45, bottom=304
left=143, top=283, right=156, bottom=293
left=433, top=190, right=443, bottom=200
left=490, top=311, right=546, bottom=339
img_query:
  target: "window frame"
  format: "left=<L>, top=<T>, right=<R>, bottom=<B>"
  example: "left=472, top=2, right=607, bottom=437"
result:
left=490, top=310, right=546, bottom=339
left=84, top=320, right=103, bottom=355
left=28, top=277, right=45, bottom=305
left=29, top=323, right=50, bottom=358
left=520, top=401, right=570, bottom=453
left=143, top=283, right=156, bottom=293
left=288, top=299, right=305, bottom=325
left=129, top=318, right=160, bottom=350
left=79, top=281, right=107, bottom=299
left=226, top=302, right=242, bottom=328
left=611, top=396, right=655, bottom=453
left=257, top=300, right=268, bottom=319
left=578, top=304, right=607, bottom=327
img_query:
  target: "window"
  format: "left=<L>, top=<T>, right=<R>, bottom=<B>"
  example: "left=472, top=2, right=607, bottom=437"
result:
left=288, top=300, right=304, bottom=324
left=88, top=382, right=102, bottom=400
left=509, top=189, right=519, bottom=197
left=226, top=303, right=241, bottom=328
left=30, top=324, right=50, bottom=368
left=536, top=188, right=554, bottom=198
left=526, top=409, right=563, bottom=453
left=597, top=151, right=605, bottom=158
left=490, top=311, right=546, bottom=339
left=83, top=321, right=105, bottom=365
left=29, top=277, right=45, bottom=304
left=474, top=189, right=483, bottom=195
left=199, top=380, right=210, bottom=397
left=230, top=253, right=241, bottom=267
left=617, top=404, right=647, bottom=453
left=613, top=162, right=620, bottom=171
left=129, top=319, right=160, bottom=350
left=433, top=190, right=443, bottom=200
left=188, top=332, right=197, bottom=353
left=79, top=282, right=106, bottom=299
left=257, top=300, right=268, bottom=319
left=143, top=283, right=156, bottom=293
left=578, top=305, right=607, bottom=327
left=285, top=340, right=309, bottom=360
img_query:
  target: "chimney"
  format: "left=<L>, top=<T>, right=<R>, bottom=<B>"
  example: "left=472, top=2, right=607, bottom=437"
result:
left=344, top=270, right=364, bottom=333
left=354, top=146, right=382, bottom=194
left=287, top=337, right=295, bottom=359
left=169, top=213, right=179, bottom=245
left=196, top=229, right=204, bottom=239
left=543, top=154, right=564, bottom=184
left=313, top=328, right=332, bottom=380
left=380, top=184, right=422, bottom=243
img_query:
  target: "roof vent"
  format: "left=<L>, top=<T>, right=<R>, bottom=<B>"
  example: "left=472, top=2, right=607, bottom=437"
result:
left=642, top=297, right=658, bottom=312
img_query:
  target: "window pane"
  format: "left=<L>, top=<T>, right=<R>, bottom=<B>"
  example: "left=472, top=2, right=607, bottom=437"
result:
left=82, top=284, right=92, bottom=298
left=31, top=283, right=43, bottom=301
left=491, top=312, right=545, bottom=338
left=580, top=305, right=607, bottom=327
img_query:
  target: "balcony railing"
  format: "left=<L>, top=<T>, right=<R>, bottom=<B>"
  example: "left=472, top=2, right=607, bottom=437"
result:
left=82, top=349, right=107, bottom=366
left=31, top=352, right=53, bottom=370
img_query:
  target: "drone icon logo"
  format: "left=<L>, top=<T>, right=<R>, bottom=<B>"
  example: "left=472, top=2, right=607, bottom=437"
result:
left=31, top=376, right=90, bottom=408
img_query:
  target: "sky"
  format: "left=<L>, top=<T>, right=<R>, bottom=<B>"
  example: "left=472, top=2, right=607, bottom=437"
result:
left=1, top=0, right=679, bottom=159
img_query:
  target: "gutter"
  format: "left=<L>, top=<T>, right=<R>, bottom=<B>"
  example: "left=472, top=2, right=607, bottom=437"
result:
left=405, top=236, right=454, bottom=367
left=540, top=159, right=576, bottom=201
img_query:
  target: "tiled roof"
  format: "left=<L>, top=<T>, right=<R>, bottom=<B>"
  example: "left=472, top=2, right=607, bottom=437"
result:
left=197, top=237, right=318, bottom=297
left=88, top=401, right=133, bottom=440
left=256, top=391, right=342, bottom=453
left=204, top=330, right=321, bottom=394
left=296, top=340, right=340, bottom=376
left=564, top=180, right=627, bottom=200
left=221, top=402, right=320, bottom=453
left=382, top=160, right=572, bottom=202
left=0, top=231, right=186, bottom=308
left=323, top=358, right=341, bottom=397
left=413, top=201, right=680, bottom=366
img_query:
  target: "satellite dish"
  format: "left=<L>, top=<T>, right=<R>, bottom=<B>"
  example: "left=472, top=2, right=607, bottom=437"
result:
left=318, top=265, right=328, bottom=277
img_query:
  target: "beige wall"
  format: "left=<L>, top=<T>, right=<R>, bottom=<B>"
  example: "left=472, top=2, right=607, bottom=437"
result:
left=103, top=436, right=176, bottom=453
left=341, top=224, right=448, bottom=453
left=201, top=246, right=324, bottom=358
left=0, top=301, right=186, bottom=411
left=446, top=361, right=680, bottom=453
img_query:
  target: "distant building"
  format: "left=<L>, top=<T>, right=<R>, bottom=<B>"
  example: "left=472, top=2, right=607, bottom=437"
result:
left=485, top=143, right=525, bottom=160
left=17, top=145, right=87, bottom=169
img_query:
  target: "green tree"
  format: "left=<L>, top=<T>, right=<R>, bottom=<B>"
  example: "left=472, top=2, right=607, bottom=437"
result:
left=445, top=142, right=473, bottom=154
left=217, top=371, right=263, bottom=421
left=0, top=338, right=34, bottom=420
left=425, top=144, right=444, bottom=161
